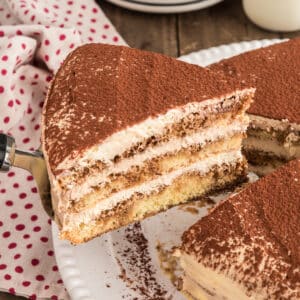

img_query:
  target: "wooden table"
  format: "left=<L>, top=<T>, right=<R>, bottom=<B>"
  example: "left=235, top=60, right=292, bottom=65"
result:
left=102, top=0, right=299, bottom=56
left=1, top=0, right=299, bottom=299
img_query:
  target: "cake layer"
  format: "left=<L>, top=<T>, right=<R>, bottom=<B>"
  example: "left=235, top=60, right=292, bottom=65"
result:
left=244, top=136, right=300, bottom=159
left=246, top=115, right=300, bottom=158
left=58, top=110, right=248, bottom=188
left=244, top=115, right=300, bottom=175
left=71, top=133, right=244, bottom=212
left=43, top=43, right=252, bottom=174
left=243, top=149, right=287, bottom=176
left=179, top=159, right=300, bottom=300
left=52, top=95, right=251, bottom=217
left=60, top=150, right=244, bottom=231
left=61, top=156, right=246, bottom=244
left=59, top=116, right=247, bottom=202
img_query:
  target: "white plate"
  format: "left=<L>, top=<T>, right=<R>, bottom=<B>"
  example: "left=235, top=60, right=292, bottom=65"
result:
left=105, top=0, right=223, bottom=14
left=52, top=39, right=282, bottom=300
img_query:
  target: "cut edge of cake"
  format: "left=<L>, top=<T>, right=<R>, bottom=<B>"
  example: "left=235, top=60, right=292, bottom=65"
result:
left=245, top=114, right=300, bottom=176
left=209, top=38, right=300, bottom=176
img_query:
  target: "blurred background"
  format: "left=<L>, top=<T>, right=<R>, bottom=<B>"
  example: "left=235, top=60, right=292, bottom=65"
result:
left=100, top=0, right=300, bottom=57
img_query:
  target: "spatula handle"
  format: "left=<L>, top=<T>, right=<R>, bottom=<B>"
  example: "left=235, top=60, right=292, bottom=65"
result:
left=0, top=133, right=15, bottom=172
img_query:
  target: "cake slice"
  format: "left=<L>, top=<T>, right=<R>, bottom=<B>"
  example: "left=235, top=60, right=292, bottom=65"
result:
left=42, top=44, right=254, bottom=244
left=210, top=38, right=300, bottom=175
left=178, top=159, right=300, bottom=300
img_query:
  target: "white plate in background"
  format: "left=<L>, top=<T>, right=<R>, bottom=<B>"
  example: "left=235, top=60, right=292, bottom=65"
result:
left=52, top=39, right=282, bottom=300
left=105, top=0, right=223, bottom=14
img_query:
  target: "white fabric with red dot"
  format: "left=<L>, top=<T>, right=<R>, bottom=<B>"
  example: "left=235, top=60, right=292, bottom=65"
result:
left=0, top=1, right=126, bottom=299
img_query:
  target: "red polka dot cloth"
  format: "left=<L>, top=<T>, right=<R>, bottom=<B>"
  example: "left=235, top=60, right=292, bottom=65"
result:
left=0, top=0, right=126, bottom=299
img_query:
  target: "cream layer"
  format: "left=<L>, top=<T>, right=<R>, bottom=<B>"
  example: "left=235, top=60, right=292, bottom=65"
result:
left=53, top=89, right=252, bottom=172
left=61, top=120, right=248, bottom=202
left=249, top=114, right=300, bottom=133
left=248, top=164, right=279, bottom=177
left=180, top=253, right=268, bottom=300
left=60, top=150, right=243, bottom=230
left=243, top=137, right=300, bottom=159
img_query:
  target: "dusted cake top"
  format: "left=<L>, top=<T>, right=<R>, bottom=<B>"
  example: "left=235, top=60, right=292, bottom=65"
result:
left=42, top=43, right=249, bottom=173
left=210, top=38, right=300, bottom=124
left=182, top=159, right=300, bottom=299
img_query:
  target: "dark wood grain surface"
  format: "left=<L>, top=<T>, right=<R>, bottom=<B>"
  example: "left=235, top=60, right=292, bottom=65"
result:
left=101, top=0, right=299, bottom=56
left=1, top=0, right=299, bottom=299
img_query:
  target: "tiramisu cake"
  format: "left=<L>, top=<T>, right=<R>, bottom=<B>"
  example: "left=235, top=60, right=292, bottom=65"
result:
left=210, top=38, right=300, bottom=175
left=178, top=159, right=300, bottom=300
left=42, top=44, right=254, bottom=244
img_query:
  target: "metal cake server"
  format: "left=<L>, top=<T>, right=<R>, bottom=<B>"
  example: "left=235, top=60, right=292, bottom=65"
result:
left=0, top=133, right=54, bottom=219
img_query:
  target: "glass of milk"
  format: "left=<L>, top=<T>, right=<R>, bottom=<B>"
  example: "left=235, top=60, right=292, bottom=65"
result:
left=243, top=0, right=300, bottom=32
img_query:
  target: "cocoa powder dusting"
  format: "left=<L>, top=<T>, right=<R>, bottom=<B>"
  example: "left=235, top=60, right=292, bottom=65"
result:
left=182, top=159, right=300, bottom=299
left=117, top=222, right=171, bottom=300
left=210, top=38, right=300, bottom=124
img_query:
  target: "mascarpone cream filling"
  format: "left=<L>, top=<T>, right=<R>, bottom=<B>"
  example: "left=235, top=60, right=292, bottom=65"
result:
left=60, top=150, right=243, bottom=230
left=243, top=137, right=300, bottom=159
left=248, top=164, right=280, bottom=176
left=249, top=114, right=300, bottom=133
left=61, top=120, right=248, bottom=201
left=180, top=253, right=267, bottom=300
